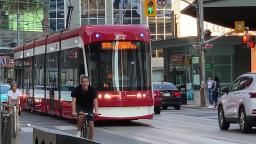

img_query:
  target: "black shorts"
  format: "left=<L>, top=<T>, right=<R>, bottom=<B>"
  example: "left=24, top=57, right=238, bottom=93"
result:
left=76, top=105, right=94, bottom=122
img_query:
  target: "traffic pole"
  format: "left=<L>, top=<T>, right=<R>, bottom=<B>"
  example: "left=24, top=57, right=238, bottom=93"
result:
left=197, top=0, right=206, bottom=107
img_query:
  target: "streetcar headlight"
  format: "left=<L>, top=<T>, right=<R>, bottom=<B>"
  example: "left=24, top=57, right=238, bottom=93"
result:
left=96, top=33, right=100, bottom=38
left=104, top=94, right=111, bottom=100
left=137, top=93, right=142, bottom=99
left=98, top=94, right=102, bottom=99
left=35, top=99, right=41, bottom=103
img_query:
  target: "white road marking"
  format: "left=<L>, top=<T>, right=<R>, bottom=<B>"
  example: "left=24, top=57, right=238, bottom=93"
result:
left=21, top=127, right=33, bottom=133
left=54, top=125, right=77, bottom=131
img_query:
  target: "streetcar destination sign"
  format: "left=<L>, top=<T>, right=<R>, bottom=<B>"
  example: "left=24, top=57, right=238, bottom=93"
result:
left=102, top=41, right=137, bottom=49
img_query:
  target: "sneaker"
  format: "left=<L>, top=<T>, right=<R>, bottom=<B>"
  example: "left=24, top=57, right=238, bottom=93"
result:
left=76, top=131, right=81, bottom=137
left=207, top=105, right=214, bottom=109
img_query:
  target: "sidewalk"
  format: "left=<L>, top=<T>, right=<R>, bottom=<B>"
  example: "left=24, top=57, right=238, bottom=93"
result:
left=181, top=90, right=213, bottom=109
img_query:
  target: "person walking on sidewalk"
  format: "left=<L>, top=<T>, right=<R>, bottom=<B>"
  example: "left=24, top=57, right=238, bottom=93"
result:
left=206, top=76, right=214, bottom=108
left=212, top=76, right=220, bottom=108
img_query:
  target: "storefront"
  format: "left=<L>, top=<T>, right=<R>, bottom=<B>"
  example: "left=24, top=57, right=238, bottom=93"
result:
left=152, top=36, right=251, bottom=102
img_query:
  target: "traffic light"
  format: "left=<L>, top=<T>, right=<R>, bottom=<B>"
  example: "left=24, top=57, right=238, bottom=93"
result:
left=144, top=0, right=156, bottom=17
left=241, top=34, right=255, bottom=49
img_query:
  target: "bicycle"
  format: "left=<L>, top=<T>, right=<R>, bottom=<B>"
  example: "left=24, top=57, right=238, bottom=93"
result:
left=78, top=112, right=100, bottom=139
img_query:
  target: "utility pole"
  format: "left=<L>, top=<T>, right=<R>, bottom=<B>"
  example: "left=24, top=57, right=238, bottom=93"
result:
left=17, top=1, right=20, bottom=45
left=197, top=0, right=206, bottom=107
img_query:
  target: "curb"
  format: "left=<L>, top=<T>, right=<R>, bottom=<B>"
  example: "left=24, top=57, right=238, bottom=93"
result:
left=181, top=105, right=207, bottom=110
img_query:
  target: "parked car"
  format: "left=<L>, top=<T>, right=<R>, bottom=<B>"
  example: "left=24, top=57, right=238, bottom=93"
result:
left=153, top=88, right=162, bottom=114
left=153, top=82, right=181, bottom=110
left=218, top=73, right=256, bottom=133
left=0, top=84, right=11, bottom=102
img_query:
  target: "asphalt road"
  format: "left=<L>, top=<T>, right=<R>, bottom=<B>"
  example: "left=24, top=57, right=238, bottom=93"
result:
left=18, top=107, right=256, bottom=144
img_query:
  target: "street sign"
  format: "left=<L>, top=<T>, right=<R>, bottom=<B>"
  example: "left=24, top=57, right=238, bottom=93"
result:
left=235, top=21, right=245, bottom=33
left=192, top=57, right=199, bottom=64
left=157, top=0, right=166, bottom=6
left=192, top=45, right=199, bottom=49
left=204, top=43, right=213, bottom=49
left=205, top=63, right=213, bottom=69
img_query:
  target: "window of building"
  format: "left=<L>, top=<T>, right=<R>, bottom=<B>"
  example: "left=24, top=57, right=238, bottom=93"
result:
left=49, top=0, right=65, bottom=31
left=205, top=55, right=232, bottom=84
left=156, top=49, right=164, bottom=57
left=2, top=4, right=44, bottom=32
left=147, top=0, right=173, bottom=40
left=112, top=0, right=141, bottom=24
left=81, top=0, right=106, bottom=25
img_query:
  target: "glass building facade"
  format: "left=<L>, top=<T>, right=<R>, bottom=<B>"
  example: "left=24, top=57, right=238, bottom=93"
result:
left=49, top=0, right=65, bottom=31
left=0, top=0, right=45, bottom=32
left=81, top=0, right=106, bottom=25
left=79, top=0, right=174, bottom=40
left=112, top=0, right=141, bottom=24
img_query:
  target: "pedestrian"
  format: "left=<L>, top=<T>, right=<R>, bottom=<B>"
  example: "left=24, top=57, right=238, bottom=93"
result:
left=7, top=81, right=22, bottom=143
left=212, top=76, right=220, bottom=108
left=206, top=76, right=214, bottom=108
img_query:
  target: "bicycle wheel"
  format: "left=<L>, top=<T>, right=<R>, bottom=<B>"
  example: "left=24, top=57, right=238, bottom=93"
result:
left=81, top=123, right=87, bottom=138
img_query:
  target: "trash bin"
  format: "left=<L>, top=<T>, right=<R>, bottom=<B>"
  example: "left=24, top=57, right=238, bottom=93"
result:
left=177, top=84, right=187, bottom=105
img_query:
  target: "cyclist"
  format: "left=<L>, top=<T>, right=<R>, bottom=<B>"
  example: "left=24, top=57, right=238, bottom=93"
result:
left=71, top=75, right=99, bottom=140
left=8, top=81, right=22, bottom=109
left=7, top=81, right=22, bottom=143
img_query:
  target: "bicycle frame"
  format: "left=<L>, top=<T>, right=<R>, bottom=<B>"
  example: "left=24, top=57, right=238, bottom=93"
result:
left=80, top=113, right=92, bottom=139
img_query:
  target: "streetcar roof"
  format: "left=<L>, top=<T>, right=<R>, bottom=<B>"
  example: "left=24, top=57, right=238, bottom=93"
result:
left=14, top=25, right=150, bottom=52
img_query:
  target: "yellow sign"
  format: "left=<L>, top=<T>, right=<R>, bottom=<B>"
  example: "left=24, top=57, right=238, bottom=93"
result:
left=235, top=21, right=245, bottom=33
left=102, top=42, right=137, bottom=50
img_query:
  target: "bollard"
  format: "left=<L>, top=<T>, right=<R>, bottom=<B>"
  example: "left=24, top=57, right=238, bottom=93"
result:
left=2, top=112, right=12, bottom=144
left=33, top=127, right=100, bottom=144
left=0, top=103, right=20, bottom=144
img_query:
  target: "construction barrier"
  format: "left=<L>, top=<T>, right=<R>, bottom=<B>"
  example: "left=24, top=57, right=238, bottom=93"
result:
left=33, top=127, right=100, bottom=144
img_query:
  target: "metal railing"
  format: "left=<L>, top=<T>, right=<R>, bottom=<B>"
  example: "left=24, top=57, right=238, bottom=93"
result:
left=0, top=103, right=19, bottom=144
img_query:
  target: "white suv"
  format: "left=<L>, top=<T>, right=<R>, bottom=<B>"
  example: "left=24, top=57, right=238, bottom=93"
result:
left=218, top=73, right=256, bottom=133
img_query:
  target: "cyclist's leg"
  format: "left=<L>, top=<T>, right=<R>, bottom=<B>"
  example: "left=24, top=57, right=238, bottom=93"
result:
left=76, top=106, right=85, bottom=133
left=85, top=109, right=94, bottom=140
left=88, top=120, right=94, bottom=140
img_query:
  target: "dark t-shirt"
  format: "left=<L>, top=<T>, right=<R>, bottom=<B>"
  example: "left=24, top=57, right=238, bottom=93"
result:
left=71, top=85, right=97, bottom=110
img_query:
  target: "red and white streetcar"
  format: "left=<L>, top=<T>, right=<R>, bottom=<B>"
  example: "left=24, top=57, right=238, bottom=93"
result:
left=14, top=25, right=154, bottom=120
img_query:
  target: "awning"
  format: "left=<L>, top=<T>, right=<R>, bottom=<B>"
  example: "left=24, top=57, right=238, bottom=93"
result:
left=181, top=0, right=256, bottom=30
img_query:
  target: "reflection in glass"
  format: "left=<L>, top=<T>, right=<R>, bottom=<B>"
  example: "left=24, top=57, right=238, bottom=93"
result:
left=98, top=0, right=105, bottom=9
left=81, top=0, right=106, bottom=25
left=57, top=11, right=64, bottom=18
left=34, top=55, right=45, bottom=98
left=157, top=18, right=165, bottom=34
left=57, top=19, right=64, bottom=30
left=112, top=0, right=140, bottom=25
left=50, top=19, right=56, bottom=31
left=132, top=18, right=140, bottom=24
left=50, top=11, right=56, bottom=18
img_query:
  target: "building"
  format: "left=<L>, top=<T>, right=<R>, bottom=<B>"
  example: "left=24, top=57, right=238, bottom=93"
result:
left=0, top=0, right=47, bottom=83
left=52, top=0, right=174, bottom=82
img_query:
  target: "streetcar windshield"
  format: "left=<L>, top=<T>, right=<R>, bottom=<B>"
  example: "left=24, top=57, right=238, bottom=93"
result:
left=87, top=41, right=151, bottom=91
